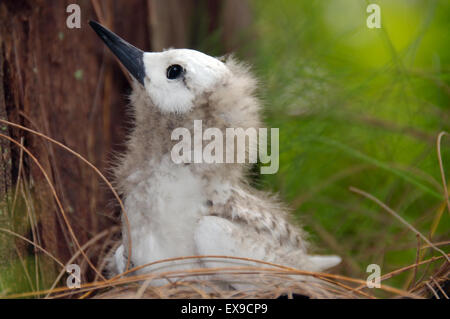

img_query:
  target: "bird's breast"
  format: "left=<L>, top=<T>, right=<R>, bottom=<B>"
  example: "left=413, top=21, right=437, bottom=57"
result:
left=121, top=156, right=230, bottom=270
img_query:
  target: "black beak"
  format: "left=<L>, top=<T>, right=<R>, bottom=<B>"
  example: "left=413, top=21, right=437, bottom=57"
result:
left=89, top=20, right=145, bottom=85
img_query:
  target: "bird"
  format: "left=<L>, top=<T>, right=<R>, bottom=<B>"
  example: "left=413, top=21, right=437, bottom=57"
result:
left=89, top=21, right=341, bottom=286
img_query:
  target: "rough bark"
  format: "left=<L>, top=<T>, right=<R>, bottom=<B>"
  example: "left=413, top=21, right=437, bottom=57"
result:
left=0, top=0, right=251, bottom=276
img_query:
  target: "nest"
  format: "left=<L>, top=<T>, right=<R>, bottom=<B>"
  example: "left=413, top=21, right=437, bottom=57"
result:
left=0, top=119, right=448, bottom=300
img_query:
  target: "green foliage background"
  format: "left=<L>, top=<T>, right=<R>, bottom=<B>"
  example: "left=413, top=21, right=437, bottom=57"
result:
left=242, top=0, right=449, bottom=289
left=1, top=0, right=448, bottom=296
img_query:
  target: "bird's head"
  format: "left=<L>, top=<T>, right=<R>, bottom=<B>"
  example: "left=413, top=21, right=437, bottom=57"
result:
left=89, top=21, right=259, bottom=121
left=141, top=49, right=231, bottom=114
left=90, top=21, right=262, bottom=179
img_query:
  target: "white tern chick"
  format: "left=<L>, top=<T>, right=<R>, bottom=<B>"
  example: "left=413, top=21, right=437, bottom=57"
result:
left=89, top=21, right=341, bottom=284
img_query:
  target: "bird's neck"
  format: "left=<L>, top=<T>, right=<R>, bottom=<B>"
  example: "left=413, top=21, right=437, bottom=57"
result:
left=115, top=114, right=244, bottom=198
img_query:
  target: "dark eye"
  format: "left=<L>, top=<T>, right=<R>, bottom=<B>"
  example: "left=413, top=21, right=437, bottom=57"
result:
left=166, top=64, right=184, bottom=80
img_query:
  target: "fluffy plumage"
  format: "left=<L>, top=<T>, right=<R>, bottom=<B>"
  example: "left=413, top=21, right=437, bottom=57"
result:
left=107, top=49, right=341, bottom=283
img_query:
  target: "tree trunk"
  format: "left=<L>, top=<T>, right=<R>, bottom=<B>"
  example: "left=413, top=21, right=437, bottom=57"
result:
left=0, top=0, right=251, bottom=280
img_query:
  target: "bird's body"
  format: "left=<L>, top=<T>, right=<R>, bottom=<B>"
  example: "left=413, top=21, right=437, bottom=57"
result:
left=115, top=154, right=316, bottom=275
left=89, top=22, right=341, bottom=283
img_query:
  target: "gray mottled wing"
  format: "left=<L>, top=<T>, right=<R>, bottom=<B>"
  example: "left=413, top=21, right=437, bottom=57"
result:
left=194, top=215, right=341, bottom=272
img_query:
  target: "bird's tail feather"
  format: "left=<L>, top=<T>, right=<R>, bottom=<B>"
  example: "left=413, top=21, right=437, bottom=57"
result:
left=307, top=255, right=342, bottom=272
